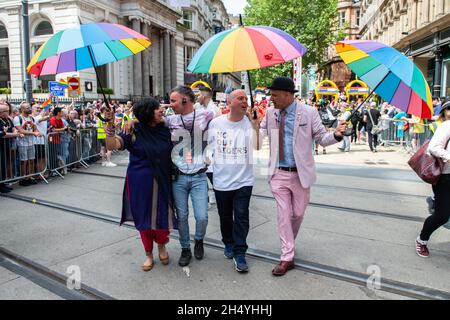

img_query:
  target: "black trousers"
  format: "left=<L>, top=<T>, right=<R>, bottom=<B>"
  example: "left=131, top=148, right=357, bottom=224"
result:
left=420, top=174, right=450, bottom=241
left=367, top=130, right=378, bottom=151
left=214, top=186, right=252, bottom=256
left=351, top=121, right=358, bottom=143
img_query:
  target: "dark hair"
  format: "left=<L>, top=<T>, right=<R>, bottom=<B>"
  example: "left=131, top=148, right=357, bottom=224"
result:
left=432, top=96, right=439, bottom=101
left=133, top=97, right=160, bottom=125
left=171, top=85, right=196, bottom=103
left=53, top=107, right=62, bottom=116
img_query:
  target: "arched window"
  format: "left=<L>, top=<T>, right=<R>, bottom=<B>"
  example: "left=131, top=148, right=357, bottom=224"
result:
left=34, top=21, right=53, bottom=36
left=0, top=24, right=7, bottom=39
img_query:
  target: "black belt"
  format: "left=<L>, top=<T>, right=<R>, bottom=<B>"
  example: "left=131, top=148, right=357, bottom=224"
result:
left=178, top=167, right=208, bottom=176
left=278, top=167, right=297, bottom=172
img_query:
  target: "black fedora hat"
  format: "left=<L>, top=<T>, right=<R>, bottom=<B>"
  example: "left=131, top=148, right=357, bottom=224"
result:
left=267, top=77, right=298, bottom=93
left=439, top=100, right=450, bottom=115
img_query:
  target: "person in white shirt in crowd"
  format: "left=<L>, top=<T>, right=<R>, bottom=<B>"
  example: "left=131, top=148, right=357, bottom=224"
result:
left=13, top=102, right=41, bottom=186
left=337, top=103, right=352, bottom=152
left=195, top=87, right=221, bottom=206
left=415, top=101, right=450, bottom=258
left=195, top=87, right=221, bottom=117
left=206, top=89, right=260, bottom=273
left=31, top=103, right=50, bottom=174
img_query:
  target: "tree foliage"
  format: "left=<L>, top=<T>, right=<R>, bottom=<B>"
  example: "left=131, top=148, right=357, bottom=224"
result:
left=243, top=0, right=346, bottom=87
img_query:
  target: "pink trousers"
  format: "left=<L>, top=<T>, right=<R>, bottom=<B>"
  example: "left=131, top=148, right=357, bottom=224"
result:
left=270, top=170, right=310, bottom=261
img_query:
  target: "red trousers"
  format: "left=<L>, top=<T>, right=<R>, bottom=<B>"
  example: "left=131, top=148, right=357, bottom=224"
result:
left=139, top=230, right=170, bottom=256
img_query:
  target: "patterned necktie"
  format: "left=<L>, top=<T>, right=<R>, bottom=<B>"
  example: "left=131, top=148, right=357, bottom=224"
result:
left=279, top=110, right=285, bottom=162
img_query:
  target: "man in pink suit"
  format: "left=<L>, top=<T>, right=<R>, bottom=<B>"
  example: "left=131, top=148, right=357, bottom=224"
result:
left=259, top=77, right=347, bottom=276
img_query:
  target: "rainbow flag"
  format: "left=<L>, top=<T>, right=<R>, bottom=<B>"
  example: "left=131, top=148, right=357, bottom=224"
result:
left=255, top=86, right=267, bottom=94
left=57, top=79, right=69, bottom=88
left=42, top=95, right=52, bottom=111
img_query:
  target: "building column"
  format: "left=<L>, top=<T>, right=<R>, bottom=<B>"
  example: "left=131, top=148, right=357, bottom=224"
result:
left=435, top=0, right=444, bottom=17
left=142, top=22, right=151, bottom=97
left=421, top=0, right=429, bottom=25
left=131, top=18, right=143, bottom=98
left=411, top=0, right=418, bottom=31
left=163, top=30, right=171, bottom=95
left=170, top=32, right=177, bottom=89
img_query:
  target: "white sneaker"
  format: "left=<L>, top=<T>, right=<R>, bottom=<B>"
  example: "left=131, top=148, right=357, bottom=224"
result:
left=101, top=161, right=107, bottom=167
left=105, top=162, right=117, bottom=167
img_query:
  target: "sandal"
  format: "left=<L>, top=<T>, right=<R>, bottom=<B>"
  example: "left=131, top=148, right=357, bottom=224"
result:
left=142, top=255, right=154, bottom=272
left=158, top=245, right=169, bottom=265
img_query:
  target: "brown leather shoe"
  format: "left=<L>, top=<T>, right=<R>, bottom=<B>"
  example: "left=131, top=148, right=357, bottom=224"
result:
left=142, top=256, right=154, bottom=272
left=272, top=260, right=295, bottom=276
left=158, top=245, right=169, bottom=265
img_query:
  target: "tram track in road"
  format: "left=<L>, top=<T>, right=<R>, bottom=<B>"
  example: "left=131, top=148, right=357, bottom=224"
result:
left=2, top=193, right=449, bottom=300
left=71, top=170, right=427, bottom=223
left=0, top=246, right=114, bottom=300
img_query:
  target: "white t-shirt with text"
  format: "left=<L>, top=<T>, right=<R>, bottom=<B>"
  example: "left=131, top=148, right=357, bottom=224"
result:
left=207, top=115, right=255, bottom=191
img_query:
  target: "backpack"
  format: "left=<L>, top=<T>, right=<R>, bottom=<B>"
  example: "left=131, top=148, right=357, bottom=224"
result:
left=351, top=111, right=361, bottom=123
left=319, top=110, right=331, bottom=126
left=18, top=115, right=35, bottom=126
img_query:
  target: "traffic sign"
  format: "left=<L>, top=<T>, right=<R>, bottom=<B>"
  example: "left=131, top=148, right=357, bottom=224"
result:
left=49, top=81, right=66, bottom=97
left=67, top=77, right=80, bottom=98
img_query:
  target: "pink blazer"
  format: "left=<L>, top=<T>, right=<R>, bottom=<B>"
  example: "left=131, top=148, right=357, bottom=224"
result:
left=260, top=102, right=339, bottom=188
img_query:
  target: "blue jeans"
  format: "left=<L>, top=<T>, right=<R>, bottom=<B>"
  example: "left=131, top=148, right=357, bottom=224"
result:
left=172, top=173, right=209, bottom=249
left=214, top=186, right=252, bottom=256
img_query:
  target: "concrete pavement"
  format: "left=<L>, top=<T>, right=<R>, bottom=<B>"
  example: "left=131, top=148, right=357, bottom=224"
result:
left=0, top=145, right=448, bottom=300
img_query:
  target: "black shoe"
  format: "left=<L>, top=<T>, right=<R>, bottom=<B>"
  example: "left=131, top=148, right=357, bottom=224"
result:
left=178, top=249, right=192, bottom=267
left=0, top=185, right=11, bottom=194
left=194, top=239, right=204, bottom=260
left=19, top=180, right=31, bottom=187
left=28, top=179, right=38, bottom=185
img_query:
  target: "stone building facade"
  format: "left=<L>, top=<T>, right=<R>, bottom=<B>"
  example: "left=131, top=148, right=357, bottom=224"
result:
left=0, top=0, right=240, bottom=100
left=323, top=0, right=362, bottom=91
left=179, top=0, right=240, bottom=92
left=359, top=0, right=450, bottom=98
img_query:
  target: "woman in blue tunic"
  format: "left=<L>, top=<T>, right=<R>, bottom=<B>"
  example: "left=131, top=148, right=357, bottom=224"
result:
left=105, top=98, right=177, bottom=271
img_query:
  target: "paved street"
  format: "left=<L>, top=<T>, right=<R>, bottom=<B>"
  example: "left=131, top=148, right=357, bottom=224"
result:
left=1, top=142, right=448, bottom=300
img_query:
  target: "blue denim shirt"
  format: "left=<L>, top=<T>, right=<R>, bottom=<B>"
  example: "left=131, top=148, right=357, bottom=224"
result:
left=279, top=101, right=297, bottom=167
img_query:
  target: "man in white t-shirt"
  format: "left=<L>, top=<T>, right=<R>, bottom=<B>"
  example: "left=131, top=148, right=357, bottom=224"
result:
left=207, top=89, right=260, bottom=273
left=195, top=87, right=220, bottom=117
left=195, top=87, right=220, bottom=205
left=167, top=86, right=215, bottom=267
left=32, top=103, right=50, bottom=174
left=13, top=102, right=41, bottom=186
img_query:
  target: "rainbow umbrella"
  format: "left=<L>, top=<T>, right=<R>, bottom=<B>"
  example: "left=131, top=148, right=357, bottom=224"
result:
left=27, top=22, right=151, bottom=104
left=187, top=26, right=307, bottom=73
left=27, top=23, right=150, bottom=76
left=336, top=40, right=433, bottom=119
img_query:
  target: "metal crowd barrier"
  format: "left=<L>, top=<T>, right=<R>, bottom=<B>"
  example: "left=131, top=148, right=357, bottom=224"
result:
left=80, top=128, right=102, bottom=163
left=0, top=127, right=102, bottom=185
left=375, top=118, right=434, bottom=152
left=0, top=134, right=48, bottom=184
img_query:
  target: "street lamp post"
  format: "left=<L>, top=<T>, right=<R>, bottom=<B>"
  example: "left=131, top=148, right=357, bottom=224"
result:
left=22, top=0, right=33, bottom=103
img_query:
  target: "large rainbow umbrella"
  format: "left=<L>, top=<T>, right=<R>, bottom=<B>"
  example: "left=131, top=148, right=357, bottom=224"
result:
left=27, top=22, right=151, bottom=77
left=336, top=40, right=433, bottom=119
left=187, top=26, right=307, bottom=73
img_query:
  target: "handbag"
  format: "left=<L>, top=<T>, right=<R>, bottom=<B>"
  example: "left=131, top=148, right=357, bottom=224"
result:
left=407, top=140, right=444, bottom=185
left=367, top=109, right=383, bottom=135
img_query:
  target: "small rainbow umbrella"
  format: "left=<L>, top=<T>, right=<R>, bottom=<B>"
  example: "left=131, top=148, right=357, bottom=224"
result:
left=336, top=40, right=433, bottom=119
left=187, top=26, right=307, bottom=74
left=27, top=22, right=151, bottom=103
